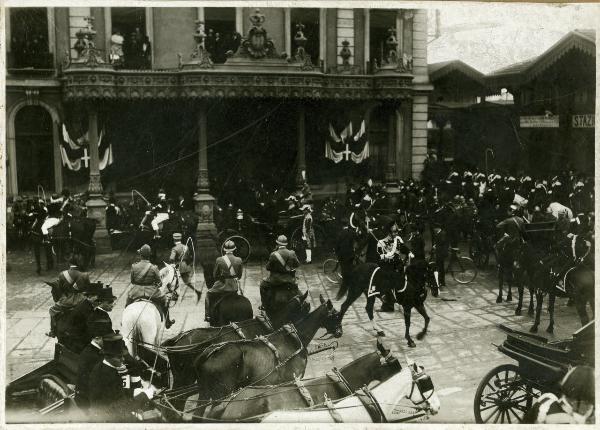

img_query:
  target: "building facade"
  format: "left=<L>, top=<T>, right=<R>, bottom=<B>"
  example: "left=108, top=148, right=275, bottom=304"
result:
left=6, top=7, right=432, bottom=205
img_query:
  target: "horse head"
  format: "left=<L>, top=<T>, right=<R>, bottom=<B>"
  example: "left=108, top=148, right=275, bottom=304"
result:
left=286, top=289, right=311, bottom=321
left=318, top=294, right=342, bottom=338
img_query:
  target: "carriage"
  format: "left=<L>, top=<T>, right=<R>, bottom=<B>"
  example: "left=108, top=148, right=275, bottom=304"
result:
left=473, top=321, right=594, bottom=423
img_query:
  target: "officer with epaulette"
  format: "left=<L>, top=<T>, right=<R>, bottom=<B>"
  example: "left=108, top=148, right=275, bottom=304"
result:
left=260, top=235, right=300, bottom=311
left=205, top=240, right=243, bottom=322
left=127, top=244, right=174, bottom=328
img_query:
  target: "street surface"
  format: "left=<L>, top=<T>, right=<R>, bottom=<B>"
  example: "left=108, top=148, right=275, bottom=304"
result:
left=5, top=246, right=582, bottom=423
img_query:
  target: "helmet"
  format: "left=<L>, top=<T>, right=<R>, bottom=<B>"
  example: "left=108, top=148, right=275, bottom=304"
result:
left=223, top=240, right=236, bottom=252
left=276, top=235, right=288, bottom=246
left=138, top=244, right=152, bottom=258
left=172, top=232, right=182, bottom=241
left=560, top=366, right=594, bottom=402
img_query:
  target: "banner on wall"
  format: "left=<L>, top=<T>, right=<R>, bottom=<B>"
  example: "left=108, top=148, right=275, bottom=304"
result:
left=60, top=125, right=114, bottom=171
left=325, top=120, right=370, bottom=164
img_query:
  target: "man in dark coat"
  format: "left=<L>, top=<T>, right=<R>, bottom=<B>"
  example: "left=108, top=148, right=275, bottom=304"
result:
left=432, top=223, right=449, bottom=288
left=88, top=333, right=156, bottom=422
left=75, top=316, right=114, bottom=409
left=205, top=240, right=243, bottom=322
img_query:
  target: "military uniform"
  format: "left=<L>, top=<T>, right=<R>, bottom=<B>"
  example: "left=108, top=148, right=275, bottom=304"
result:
left=48, top=266, right=90, bottom=337
left=127, top=259, right=170, bottom=324
left=432, top=227, right=449, bottom=287
left=57, top=296, right=95, bottom=353
left=169, top=241, right=192, bottom=284
left=495, top=215, right=525, bottom=255
left=205, top=253, right=243, bottom=320
left=261, top=247, right=300, bottom=308
left=335, top=227, right=356, bottom=280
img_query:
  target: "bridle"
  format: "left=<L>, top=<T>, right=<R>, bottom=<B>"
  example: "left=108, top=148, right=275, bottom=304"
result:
left=407, top=365, right=435, bottom=409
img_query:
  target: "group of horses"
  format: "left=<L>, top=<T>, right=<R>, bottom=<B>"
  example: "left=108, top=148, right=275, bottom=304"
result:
left=120, top=263, right=439, bottom=422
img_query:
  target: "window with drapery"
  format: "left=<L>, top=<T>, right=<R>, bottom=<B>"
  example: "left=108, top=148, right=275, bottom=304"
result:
left=9, top=8, right=52, bottom=69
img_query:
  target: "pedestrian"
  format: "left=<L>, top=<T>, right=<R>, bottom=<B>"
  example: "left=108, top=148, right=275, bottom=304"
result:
left=301, top=204, right=316, bottom=264
left=431, top=223, right=449, bottom=289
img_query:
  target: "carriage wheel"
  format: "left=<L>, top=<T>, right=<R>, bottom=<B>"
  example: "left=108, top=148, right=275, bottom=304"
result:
left=323, top=258, right=342, bottom=284
left=474, top=364, right=538, bottom=423
left=37, top=374, right=71, bottom=409
left=450, top=256, right=478, bottom=284
left=222, top=235, right=251, bottom=263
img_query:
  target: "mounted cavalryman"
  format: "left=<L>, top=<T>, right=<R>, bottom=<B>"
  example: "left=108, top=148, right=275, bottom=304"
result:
left=205, top=240, right=243, bottom=322
left=260, top=235, right=300, bottom=311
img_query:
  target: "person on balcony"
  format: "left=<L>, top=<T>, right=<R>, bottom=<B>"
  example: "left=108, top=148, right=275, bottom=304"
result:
left=110, top=29, right=124, bottom=65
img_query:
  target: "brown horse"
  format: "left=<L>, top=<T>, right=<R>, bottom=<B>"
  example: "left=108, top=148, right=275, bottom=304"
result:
left=193, top=299, right=339, bottom=412
left=205, top=339, right=401, bottom=422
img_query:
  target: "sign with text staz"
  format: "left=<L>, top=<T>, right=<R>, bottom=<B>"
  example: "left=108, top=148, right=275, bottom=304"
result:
left=572, top=114, right=595, bottom=128
left=520, top=115, right=559, bottom=128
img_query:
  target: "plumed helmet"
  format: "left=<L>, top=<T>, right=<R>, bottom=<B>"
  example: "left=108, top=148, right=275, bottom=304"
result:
left=560, top=366, right=594, bottom=402
left=276, top=235, right=288, bottom=246
left=223, top=240, right=236, bottom=252
left=172, top=232, right=182, bottom=241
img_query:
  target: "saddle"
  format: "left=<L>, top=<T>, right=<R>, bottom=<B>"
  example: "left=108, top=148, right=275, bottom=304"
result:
left=131, top=298, right=166, bottom=322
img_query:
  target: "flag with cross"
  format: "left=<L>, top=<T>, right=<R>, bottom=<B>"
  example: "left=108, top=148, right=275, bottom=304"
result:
left=60, top=124, right=113, bottom=171
left=325, top=120, right=369, bottom=164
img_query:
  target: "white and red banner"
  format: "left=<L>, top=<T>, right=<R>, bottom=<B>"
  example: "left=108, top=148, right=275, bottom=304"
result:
left=325, top=120, right=370, bottom=164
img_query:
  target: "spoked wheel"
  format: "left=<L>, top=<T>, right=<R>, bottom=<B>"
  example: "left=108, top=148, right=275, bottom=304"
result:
left=469, top=237, right=489, bottom=269
left=474, top=364, right=538, bottom=423
left=323, top=258, right=342, bottom=283
left=222, top=235, right=251, bottom=263
left=450, top=255, right=478, bottom=284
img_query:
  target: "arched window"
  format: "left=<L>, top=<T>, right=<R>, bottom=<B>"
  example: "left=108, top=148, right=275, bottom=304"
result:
left=15, top=106, right=54, bottom=192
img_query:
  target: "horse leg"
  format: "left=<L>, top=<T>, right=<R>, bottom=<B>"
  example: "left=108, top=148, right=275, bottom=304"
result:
left=506, top=267, right=513, bottom=302
left=403, top=306, right=416, bottom=348
left=366, top=296, right=384, bottom=336
left=496, top=266, right=503, bottom=303
left=573, top=295, right=590, bottom=327
left=527, top=286, right=535, bottom=317
left=337, top=286, right=363, bottom=334
left=45, top=244, right=54, bottom=271
left=530, top=291, right=543, bottom=333
left=546, top=293, right=555, bottom=334
left=415, top=304, right=430, bottom=340
left=515, top=276, right=524, bottom=315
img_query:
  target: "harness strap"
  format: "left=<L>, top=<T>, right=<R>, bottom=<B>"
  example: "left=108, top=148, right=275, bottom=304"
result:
left=356, top=385, right=387, bottom=423
left=367, top=267, right=381, bottom=297
left=323, top=393, right=343, bottom=423
left=273, top=251, right=291, bottom=272
left=229, top=322, right=245, bottom=339
left=62, top=270, right=74, bottom=285
left=293, top=373, right=314, bottom=407
left=257, top=335, right=280, bottom=364
left=330, top=367, right=353, bottom=395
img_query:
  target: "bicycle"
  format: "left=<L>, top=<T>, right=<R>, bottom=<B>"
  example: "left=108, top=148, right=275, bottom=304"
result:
left=446, top=246, right=478, bottom=284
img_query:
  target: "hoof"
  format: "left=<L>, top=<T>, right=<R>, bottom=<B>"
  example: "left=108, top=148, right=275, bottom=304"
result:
left=530, top=325, right=538, bottom=333
left=376, top=330, right=385, bottom=337
left=416, top=331, right=426, bottom=340
left=546, top=326, right=554, bottom=334
left=407, top=339, right=416, bottom=348
left=496, top=296, right=502, bottom=304
left=515, top=308, right=522, bottom=316
left=506, top=294, right=512, bottom=302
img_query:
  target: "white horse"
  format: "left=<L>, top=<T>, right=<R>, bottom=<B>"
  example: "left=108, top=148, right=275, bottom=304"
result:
left=261, top=357, right=440, bottom=423
left=121, top=263, right=180, bottom=358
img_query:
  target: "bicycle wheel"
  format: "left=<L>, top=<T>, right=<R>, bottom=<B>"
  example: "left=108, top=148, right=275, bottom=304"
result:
left=450, top=255, right=478, bottom=284
left=222, top=235, right=251, bottom=263
left=469, top=236, right=488, bottom=269
left=323, top=258, right=342, bottom=283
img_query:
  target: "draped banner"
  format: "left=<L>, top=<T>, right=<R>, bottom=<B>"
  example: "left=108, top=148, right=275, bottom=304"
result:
left=61, top=125, right=114, bottom=171
left=325, top=120, right=370, bottom=164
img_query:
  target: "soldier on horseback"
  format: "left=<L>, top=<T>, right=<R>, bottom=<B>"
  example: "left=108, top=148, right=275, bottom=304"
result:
left=127, top=244, right=175, bottom=328
left=205, top=240, right=243, bottom=323
left=169, top=233, right=193, bottom=288
left=495, top=204, right=526, bottom=256
left=148, top=189, right=171, bottom=239
left=260, top=235, right=301, bottom=312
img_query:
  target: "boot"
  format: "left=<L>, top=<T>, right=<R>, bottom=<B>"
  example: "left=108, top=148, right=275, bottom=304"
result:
left=305, top=249, right=312, bottom=264
left=204, top=295, right=211, bottom=322
left=42, top=234, right=51, bottom=244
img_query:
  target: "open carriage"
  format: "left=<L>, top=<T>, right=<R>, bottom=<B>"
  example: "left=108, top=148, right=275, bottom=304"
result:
left=473, top=321, right=594, bottom=423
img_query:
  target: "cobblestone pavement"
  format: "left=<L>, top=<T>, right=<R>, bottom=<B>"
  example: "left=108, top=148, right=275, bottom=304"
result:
left=5, top=246, right=583, bottom=423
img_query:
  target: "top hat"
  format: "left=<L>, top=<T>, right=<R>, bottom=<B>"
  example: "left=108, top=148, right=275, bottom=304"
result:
left=97, top=286, right=117, bottom=302
left=102, top=333, right=124, bottom=356
left=138, top=244, right=152, bottom=258
left=88, top=317, right=113, bottom=338
left=84, top=280, right=104, bottom=297
left=172, top=232, right=182, bottom=240
left=276, top=235, right=288, bottom=246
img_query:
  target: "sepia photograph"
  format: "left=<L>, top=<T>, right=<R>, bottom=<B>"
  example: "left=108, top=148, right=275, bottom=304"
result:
left=1, top=1, right=597, bottom=425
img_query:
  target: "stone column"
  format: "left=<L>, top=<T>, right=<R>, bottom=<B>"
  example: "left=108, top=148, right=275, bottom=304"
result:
left=284, top=8, right=292, bottom=56
left=363, top=9, right=369, bottom=73
left=85, top=108, right=110, bottom=252
left=235, top=8, right=244, bottom=35
left=296, top=104, right=307, bottom=187
left=385, top=108, right=397, bottom=185
left=52, top=121, right=63, bottom=192
left=193, top=102, right=217, bottom=249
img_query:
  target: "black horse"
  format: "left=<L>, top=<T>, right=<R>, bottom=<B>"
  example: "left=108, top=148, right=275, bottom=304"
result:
left=336, top=262, right=434, bottom=347
left=30, top=217, right=96, bottom=273
left=208, top=292, right=254, bottom=327
left=495, top=238, right=520, bottom=303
